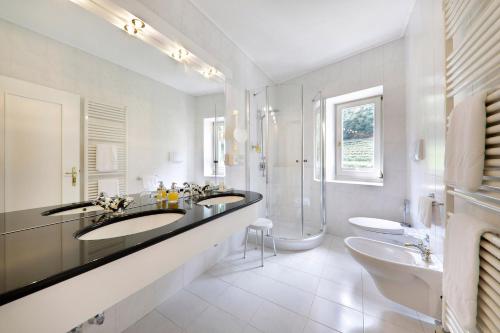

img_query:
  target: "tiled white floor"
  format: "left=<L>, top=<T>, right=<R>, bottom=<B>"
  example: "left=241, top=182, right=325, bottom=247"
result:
left=124, top=235, right=436, bottom=333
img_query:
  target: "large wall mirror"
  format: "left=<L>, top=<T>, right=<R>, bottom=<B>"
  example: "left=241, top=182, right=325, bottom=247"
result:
left=0, top=0, right=226, bottom=217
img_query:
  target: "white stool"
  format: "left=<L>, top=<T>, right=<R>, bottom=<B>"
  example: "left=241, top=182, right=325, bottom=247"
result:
left=244, top=218, right=277, bottom=267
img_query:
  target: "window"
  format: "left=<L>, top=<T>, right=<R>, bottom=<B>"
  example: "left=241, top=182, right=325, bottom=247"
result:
left=320, top=86, right=384, bottom=185
left=203, top=117, right=225, bottom=177
left=335, top=96, right=382, bottom=181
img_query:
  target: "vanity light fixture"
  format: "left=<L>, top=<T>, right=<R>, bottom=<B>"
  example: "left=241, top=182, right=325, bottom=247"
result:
left=69, top=0, right=225, bottom=82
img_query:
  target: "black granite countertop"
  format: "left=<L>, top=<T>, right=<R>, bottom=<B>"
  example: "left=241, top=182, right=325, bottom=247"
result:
left=0, top=190, right=262, bottom=306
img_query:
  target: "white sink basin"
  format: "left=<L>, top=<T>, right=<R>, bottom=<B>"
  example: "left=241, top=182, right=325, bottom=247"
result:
left=196, top=195, right=245, bottom=206
left=77, top=212, right=185, bottom=240
left=47, top=205, right=105, bottom=216
left=345, top=237, right=443, bottom=319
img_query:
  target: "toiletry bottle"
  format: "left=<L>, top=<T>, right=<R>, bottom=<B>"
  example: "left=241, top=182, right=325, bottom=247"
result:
left=167, top=182, right=179, bottom=203
left=161, top=183, right=167, bottom=201
left=156, top=181, right=162, bottom=202
left=157, top=181, right=167, bottom=202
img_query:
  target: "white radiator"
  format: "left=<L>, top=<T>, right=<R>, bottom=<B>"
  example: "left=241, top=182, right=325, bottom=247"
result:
left=477, top=233, right=500, bottom=332
left=443, top=0, right=500, bottom=332
left=444, top=232, right=500, bottom=333
left=84, top=100, right=128, bottom=200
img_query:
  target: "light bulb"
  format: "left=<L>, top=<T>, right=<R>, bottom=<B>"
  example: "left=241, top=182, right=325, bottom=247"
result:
left=124, top=24, right=137, bottom=35
left=131, top=18, right=145, bottom=29
left=170, top=48, right=190, bottom=62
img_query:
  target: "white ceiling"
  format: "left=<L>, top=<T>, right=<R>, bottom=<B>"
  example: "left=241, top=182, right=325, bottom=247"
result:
left=190, top=0, right=415, bottom=82
left=0, top=0, right=224, bottom=96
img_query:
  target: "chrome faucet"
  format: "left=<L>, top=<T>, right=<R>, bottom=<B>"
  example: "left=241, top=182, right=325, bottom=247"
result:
left=93, top=192, right=134, bottom=215
left=178, top=182, right=216, bottom=199
left=404, top=240, right=432, bottom=262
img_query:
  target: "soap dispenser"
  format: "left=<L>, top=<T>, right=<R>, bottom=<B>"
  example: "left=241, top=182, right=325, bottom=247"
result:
left=167, top=182, right=179, bottom=203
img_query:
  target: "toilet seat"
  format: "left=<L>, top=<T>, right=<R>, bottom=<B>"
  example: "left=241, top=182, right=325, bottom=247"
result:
left=348, top=217, right=404, bottom=235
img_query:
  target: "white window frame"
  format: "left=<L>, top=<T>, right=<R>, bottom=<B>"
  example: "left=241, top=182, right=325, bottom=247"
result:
left=334, top=95, right=383, bottom=182
left=203, top=116, right=225, bottom=178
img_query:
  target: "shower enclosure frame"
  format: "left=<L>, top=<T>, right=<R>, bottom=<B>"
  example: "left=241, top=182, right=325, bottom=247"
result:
left=246, top=86, right=327, bottom=250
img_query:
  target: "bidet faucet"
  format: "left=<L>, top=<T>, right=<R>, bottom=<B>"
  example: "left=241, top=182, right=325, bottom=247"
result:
left=404, top=240, right=432, bottom=262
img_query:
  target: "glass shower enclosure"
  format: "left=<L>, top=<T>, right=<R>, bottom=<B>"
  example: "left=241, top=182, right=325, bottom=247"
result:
left=248, top=84, right=326, bottom=250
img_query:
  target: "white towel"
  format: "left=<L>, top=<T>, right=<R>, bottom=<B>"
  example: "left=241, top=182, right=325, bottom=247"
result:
left=443, top=213, right=500, bottom=331
left=418, top=196, right=434, bottom=227
left=444, top=91, right=486, bottom=192
left=96, top=144, right=118, bottom=172
left=97, top=178, right=119, bottom=197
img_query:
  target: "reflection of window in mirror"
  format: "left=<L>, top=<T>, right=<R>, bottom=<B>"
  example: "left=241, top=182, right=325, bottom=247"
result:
left=203, top=117, right=226, bottom=177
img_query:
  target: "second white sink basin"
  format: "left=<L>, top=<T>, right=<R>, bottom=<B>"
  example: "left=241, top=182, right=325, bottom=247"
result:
left=77, top=211, right=185, bottom=240
left=196, top=194, right=245, bottom=206
left=42, top=202, right=105, bottom=216
left=48, top=205, right=105, bottom=216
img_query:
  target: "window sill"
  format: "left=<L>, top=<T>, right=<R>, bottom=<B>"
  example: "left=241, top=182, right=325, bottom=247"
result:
left=328, top=178, right=384, bottom=186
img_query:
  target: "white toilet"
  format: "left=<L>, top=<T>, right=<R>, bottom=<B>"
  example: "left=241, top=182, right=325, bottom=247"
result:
left=348, top=217, right=421, bottom=245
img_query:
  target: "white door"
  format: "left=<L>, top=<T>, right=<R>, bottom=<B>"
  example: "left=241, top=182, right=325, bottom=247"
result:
left=0, top=76, right=80, bottom=212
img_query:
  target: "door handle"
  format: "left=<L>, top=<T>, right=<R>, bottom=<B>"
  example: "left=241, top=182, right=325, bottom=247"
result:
left=65, top=167, right=78, bottom=186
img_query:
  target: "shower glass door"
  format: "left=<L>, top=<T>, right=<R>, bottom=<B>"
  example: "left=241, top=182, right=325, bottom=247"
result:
left=303, top=93, right=325, bottom=236
left=266, top=84, right=304, bottom=239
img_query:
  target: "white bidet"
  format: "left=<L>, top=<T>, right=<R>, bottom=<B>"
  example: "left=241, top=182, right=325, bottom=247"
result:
left=345, top=236, right=443, bottom=319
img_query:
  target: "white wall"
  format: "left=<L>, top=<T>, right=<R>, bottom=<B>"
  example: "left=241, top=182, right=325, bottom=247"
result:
left=0, top=18, right=198, bottom=195
left=280, top=39, right=408, bottom=237
left=404, top=0, right=446, bottom=259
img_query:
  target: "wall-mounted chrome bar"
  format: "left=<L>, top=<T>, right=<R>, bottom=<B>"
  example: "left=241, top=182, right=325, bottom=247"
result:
left=447, top=189, right=500, bottom=214
left=428, top=193, right=444, bottom=206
